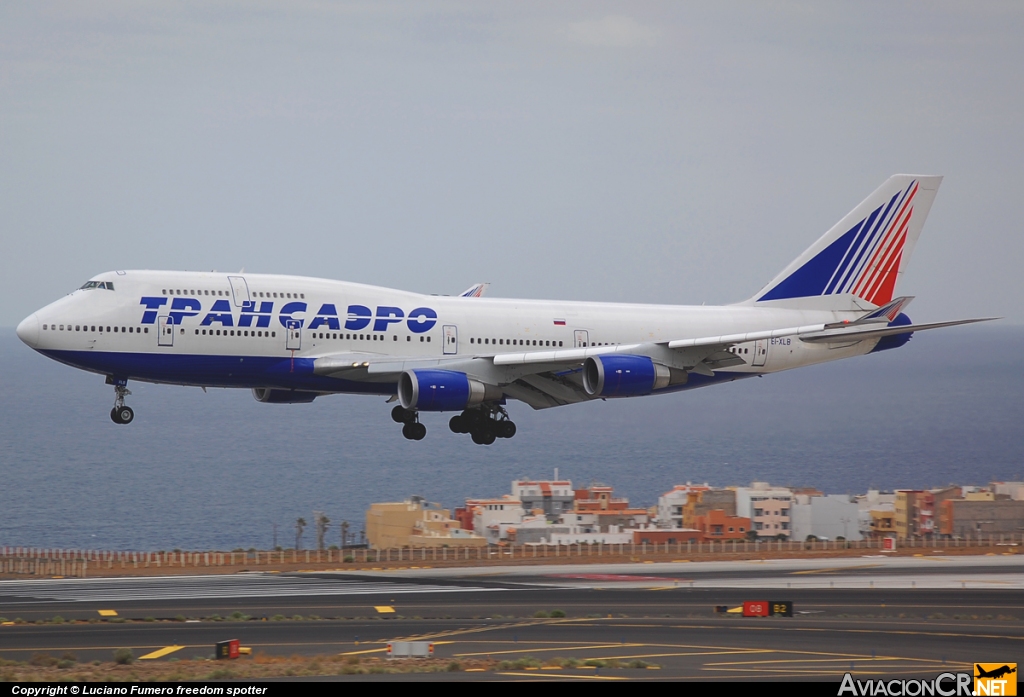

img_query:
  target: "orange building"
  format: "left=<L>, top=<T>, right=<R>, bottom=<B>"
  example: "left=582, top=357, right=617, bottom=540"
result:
left=574, top=484, right=630, bottom=512
left=869, top=508, right=896, bottom=538
left=693, top=509, right=751, bottom=540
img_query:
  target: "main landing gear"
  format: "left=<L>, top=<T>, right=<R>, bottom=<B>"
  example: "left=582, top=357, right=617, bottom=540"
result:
left=448, top=404, right=517, bottom=445
left=109, top=382, right=134, bottom=425
left=392, top=405, right=426, bottom=441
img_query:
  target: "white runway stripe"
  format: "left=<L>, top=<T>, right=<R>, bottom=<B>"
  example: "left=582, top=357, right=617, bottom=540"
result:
left=0, top=575, right=506, bottom=603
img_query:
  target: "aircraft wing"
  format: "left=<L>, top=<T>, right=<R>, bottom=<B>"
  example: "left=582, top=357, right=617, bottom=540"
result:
left=312, top=316, right=995, bottom=408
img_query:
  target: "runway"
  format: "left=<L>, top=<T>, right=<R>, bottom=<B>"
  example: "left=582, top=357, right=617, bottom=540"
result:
left=0, top=573, right=508, bottom=604
left=0, top=554, right=1020, bottom=680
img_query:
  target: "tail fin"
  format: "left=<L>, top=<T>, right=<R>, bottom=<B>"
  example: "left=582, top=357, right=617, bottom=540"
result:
left=747, top=175, right=942, bottom=310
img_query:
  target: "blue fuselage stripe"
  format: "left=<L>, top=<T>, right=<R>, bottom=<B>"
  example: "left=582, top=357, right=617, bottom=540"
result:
left=38, top=349, right=754, bottom=400
left=39, top=350, right=391, bottom=395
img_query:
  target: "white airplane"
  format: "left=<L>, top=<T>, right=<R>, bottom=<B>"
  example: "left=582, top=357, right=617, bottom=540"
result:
left=16, top=174, right=990, bottom=444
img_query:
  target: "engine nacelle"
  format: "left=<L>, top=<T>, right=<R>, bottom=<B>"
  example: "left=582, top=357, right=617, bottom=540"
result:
left=870, top=312, right=914, bottom=353
left=252, top=388, right=318, bottom=404
left=398, top=369, right=502, bottom=411
left=583, top=355, right=671, bottom=397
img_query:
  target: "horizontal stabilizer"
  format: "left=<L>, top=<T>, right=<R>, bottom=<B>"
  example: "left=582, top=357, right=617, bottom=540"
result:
left=799, top=317, right=996, bottom=343
left=856, top=296, right=914, bottom=323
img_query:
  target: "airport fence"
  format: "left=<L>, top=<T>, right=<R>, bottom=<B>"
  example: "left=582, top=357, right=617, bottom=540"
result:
left=0, top=533, right=1020, bottom=578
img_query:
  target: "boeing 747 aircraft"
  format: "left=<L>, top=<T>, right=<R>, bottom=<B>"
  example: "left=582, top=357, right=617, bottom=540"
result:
left=16, top=175, right=990, bottom=444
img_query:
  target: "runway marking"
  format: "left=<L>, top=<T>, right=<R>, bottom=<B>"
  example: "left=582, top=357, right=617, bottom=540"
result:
left=497, top=671, right=625, bottom=680
left=374, top=606, right=395, bottom=614
left=338, top=648, right=388, bottom=656
left=392, top=618, right=563, bottom=642
left=706, top=657, right=929, bottom=667
left=97, top=609, right=118, bottom=616
left=561, top=620, right=1024, bottom=642
left=0, top=575, right=508, bottom=603
left=0, top=644, right=206, bottom=653
left=791, top=564, right=882, bottom=575
left=139, top=645, right=185, bottom=660
left=579, top=650, right=773, bottom=661
left=703, top=667, right=891, bottom=676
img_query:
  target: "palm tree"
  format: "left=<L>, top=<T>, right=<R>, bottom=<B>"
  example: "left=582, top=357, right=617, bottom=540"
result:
left=295, top=517, right=307, bottom=550
left=314, top=511, right=330, bottom=552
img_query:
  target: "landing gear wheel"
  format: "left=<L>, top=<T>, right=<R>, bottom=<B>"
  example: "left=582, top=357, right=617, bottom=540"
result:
left=471, top=426, right=496, bottom=445
left=392, top=405, right=414, bottom=423
left=459, top=405, right=514, bottom=443
left=109, top=381, right=133, bottom=425
left=403, top=422, right=427, bottom=440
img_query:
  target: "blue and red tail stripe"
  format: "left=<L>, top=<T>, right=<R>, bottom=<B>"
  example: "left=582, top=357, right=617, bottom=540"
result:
left=758, top=180, right=918, bottom=306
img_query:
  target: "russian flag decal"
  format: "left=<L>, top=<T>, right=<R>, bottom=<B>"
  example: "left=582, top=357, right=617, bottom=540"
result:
left=553, top=319, right=566, bottom=326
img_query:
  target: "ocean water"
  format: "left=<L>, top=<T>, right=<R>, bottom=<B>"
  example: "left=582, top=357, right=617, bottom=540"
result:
left=0, top=325, right=1021, bottom=551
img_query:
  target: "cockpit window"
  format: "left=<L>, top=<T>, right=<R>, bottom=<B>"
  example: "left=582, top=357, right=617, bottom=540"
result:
left=80, top=281, right=114, bottom=290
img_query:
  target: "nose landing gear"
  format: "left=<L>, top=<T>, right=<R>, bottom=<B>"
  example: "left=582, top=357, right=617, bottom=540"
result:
left=448, top=404, right=516, bottom=445
left=109, top=382, right=134, bottom=425
left=391, top=405, right=426, bottom=440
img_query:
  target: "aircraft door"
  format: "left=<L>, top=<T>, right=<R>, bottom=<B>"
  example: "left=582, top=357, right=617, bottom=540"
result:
left=443, top=325, right=458, bottom=355
left=228, top=276, right=250, bottom=307
left=752, top=339, right=768, bottom=367
left=286, top=320, right=302, bottom=351
left=574, top=330, right=589, bottom=348
left=158, top=316, right=174, bottom=347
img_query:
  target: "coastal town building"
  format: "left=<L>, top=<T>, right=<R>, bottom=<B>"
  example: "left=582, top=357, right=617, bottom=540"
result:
left=939, top=498, right=1024, bottom=537
left=993, top=481, right=1024, bottom=500
left=656, top=484, right=710, bottom=528
left=365, top=496, right=485, bottom=549
left=791, top=494, right=862, bottom=541
left=894, top=490, right=919, bottom=539
left=735, top=483, right=792, bottom=539
left=511, top=479, right=575, bottom=521
left=855, top=490, right=896, bottom=538
left=692, top=509, right=751, bottom=540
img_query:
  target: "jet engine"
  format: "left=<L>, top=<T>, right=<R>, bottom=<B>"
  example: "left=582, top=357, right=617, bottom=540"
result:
left=252, top=388, right=319, bottom=404
left=582, top=355, right=671, bottom=397
left=398, top=369, right=502, bottom=411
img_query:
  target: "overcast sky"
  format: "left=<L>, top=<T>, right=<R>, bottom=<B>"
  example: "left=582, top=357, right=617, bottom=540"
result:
left=2, top=1, right=1022, bottom=326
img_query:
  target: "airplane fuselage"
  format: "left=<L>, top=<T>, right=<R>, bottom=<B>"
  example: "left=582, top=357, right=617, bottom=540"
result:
left=17, top=269, right=879, bottom=396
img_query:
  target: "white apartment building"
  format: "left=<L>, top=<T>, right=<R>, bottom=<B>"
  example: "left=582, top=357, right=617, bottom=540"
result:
left=468, top=496, right=526, bottom=544
left=656, top=483, right=710, bottom=528
left=790, top=493, right=862, bottom=541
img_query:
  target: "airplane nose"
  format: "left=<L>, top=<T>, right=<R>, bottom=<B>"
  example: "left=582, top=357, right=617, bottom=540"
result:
left=16, top=313, right=40, bottom=348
